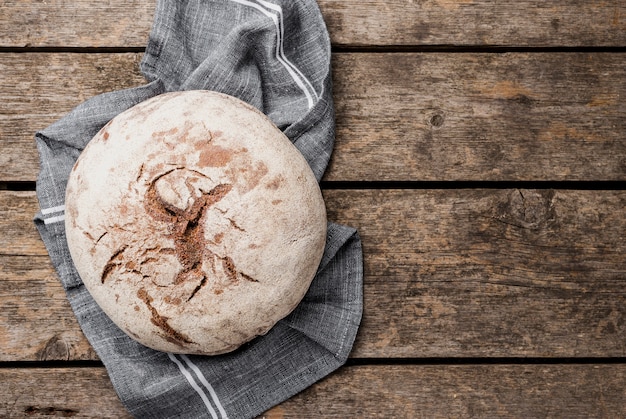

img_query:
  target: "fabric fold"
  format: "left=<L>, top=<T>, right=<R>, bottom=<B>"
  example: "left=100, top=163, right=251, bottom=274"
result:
left=34, top=1, right=363, bottom=417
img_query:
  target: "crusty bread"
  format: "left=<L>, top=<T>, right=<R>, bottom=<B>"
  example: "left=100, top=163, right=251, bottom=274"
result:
left=65, top=91, right=327, bottom=355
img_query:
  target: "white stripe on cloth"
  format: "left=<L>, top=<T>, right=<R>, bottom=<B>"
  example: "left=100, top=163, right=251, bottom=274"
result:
left=229, top=0, right=318, bottom=110
left=41, top=204, right=66, bottom=224
left=180, top=354, right=228, bottom=419
left=41, top=204, right=65, bottom=215
left=255, top=0, right=320, bottom=101
left=43, top=214, right=65, bottom=225
left=168, top=353, right=221, bottom=419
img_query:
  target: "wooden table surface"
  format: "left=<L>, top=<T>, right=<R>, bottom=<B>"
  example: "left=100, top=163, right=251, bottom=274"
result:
left=2, top=1, right=626, bottom=417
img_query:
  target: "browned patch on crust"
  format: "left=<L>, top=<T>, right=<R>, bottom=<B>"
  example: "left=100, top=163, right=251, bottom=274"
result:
left=103, top=131, right=110, bottom=141
left=194, top=140, right=210, bottom=151
left=272, top=199, right=283, bottom=205
left=213, top=232, right=224, bottom=244
left=66, top=202, right=78, bottom=226
left=151, top=127, right=181, bottom=151
left=198, top=145, right=234, bottom=167
left=152, top=127, right=179, bottom=140
left=266, top=175, right=284, bottom=190
left=164, top=295, right=182, bottom=305
left=229, top=161, right=269, bottom=193
left=247, top=162, right=269, bottom=191
left=223, top=157, right=269, bottom=193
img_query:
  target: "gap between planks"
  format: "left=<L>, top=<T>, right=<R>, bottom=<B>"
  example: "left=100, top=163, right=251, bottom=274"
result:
left=3, top=180, right=626, bottom=192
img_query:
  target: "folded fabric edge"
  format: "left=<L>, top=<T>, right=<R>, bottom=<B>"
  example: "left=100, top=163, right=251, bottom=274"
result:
left=285, top=226, right=364, bottom=362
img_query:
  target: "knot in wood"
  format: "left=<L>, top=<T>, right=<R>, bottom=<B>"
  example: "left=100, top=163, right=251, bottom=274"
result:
left=429, top=112, right=445, bottom=128
left=500, top=189, right=556, bottom=230
left=37, top=334, right=70, bottom=361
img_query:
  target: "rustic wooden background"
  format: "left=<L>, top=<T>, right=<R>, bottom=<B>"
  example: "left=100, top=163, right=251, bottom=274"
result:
left=1, top=0, right=625, bottom=417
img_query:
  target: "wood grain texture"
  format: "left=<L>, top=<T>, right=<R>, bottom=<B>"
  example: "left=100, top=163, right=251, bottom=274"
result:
left=329, top=52, right=626, bottom=181
left=319, top=0, right=626, bottom=48
left=0, top=0, right=155, bottom=48
left=0, top=53, right=145, bottom=184
left=2, top=52, right=625, bottom=183
left=2, top=189, right=625, bottom=360
left=1, top=0, right=625, bottom=48
left=329, top=188, right=626, bottom=358
left=265, top=364, right=626, bottom=418
left=1, top=368, right=130, bottom=418
left=2, top=365, right=625, bottom=418
left=0, top=192, right=46, bottom=256
left=0, top=255, right=96, bottom=361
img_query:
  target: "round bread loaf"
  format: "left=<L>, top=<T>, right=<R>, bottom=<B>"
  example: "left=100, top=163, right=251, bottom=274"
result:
left=65, top=90, right=327, bottom=355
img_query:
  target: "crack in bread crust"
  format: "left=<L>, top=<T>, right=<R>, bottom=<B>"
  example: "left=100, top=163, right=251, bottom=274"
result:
left=101, top=246, right=127, bottom=284
left=137, top=288, right=192, bottom=346
left=142, top=171, right=245, bottom=301
left=100, top=167, right=259, bottom=317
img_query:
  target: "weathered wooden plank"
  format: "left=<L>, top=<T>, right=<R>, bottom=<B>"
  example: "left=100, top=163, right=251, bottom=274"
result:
left=0, top=255, right=96, bottom=361
left=330, top=188, right=626, bottom=358
left=267, top=364, right=626, bottom=418
left=0, top=53, right=145, bottom=184
left=0, top=0, right=156, bottom=49
left=2, top=189, right=625, bottom=360
left=329, top=52, right=626, bottom=181
left=0, top=192, right=46, bottom=256
left=2, top=52, right=625, bottom=183
left=1, top=0, right=625, bottom=48
left=2, top=365, right=626, bottom=418
left=1, top=368, right=130, bottom=418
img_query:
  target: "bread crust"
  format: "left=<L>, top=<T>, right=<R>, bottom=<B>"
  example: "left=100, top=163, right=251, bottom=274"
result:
left=65, top=91, right=327, bottom=355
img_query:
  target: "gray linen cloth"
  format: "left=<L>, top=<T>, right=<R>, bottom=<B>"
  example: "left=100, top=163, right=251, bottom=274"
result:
left=33, top=0, right=363, bottom=417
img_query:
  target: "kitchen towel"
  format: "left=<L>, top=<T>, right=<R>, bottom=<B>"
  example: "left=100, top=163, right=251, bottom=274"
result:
left=34, top=0, right=363, bottom=417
